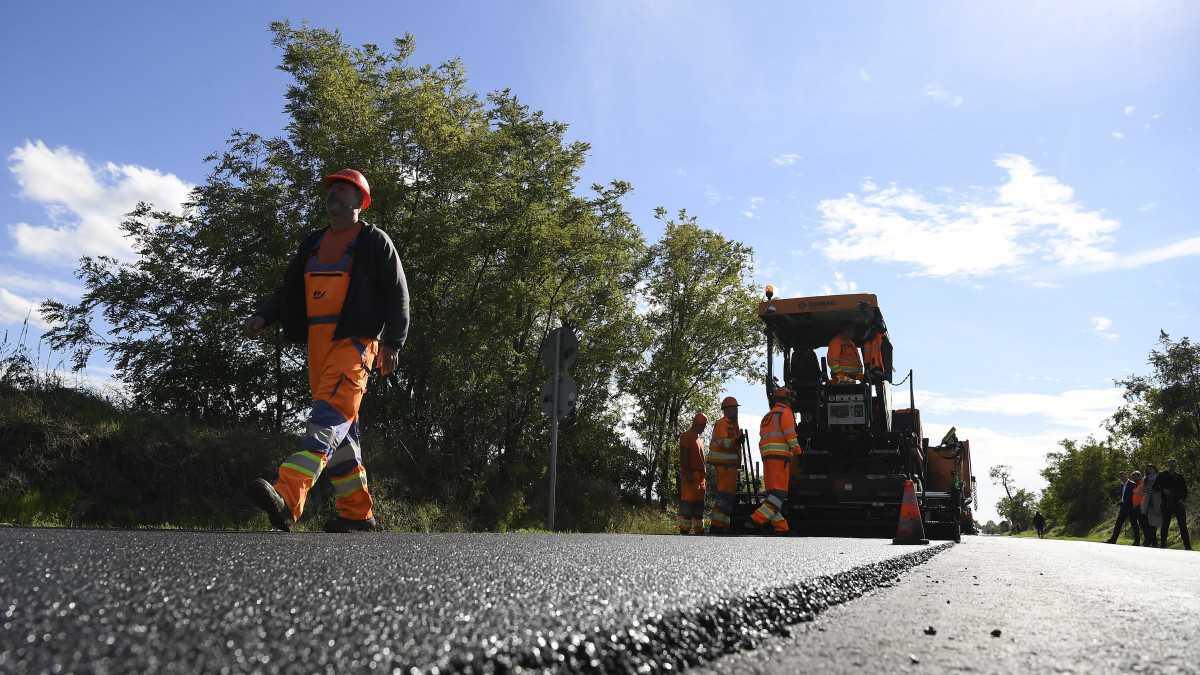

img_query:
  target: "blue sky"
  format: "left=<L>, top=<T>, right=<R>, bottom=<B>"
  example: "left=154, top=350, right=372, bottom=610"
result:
left=3, top=1, right=1198, bottom=524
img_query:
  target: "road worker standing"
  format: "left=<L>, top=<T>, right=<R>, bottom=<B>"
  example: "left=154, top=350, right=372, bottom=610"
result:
left=828, top=322, right=864, bottom=384
left=244, top=168, right=409, bottom=533
left=707, top=397, right=743, bottom=534
left=749, top=387, right=801, bottom=534
left=679, top=413, right=708, bottom=535
left=861, top=326, right=886, bottom=379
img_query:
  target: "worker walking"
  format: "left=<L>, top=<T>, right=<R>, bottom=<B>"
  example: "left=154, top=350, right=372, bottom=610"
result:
left=749, top=387, right=801, bottom=535
left=707, top=397, right=743, bottom=534
left=679, top=414, right=708, bottom=535
left=828, top=323, right=864, bottom=384
left=245, top=168, right=409, bottom=533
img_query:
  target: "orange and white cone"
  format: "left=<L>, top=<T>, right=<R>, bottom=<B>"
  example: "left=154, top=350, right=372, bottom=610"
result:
left=892, top=479, right=930, bottom=545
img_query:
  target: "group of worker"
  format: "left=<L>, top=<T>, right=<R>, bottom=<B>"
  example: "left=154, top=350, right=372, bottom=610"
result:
left=1106, top=461, right=1191, bottom=550
left=678, top=323, right=886, bottom=535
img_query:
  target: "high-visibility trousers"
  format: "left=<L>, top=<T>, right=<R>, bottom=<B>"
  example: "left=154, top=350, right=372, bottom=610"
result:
left=680, top=473, right=706, bottom=533
left=751, top=456, right=791, bottom=532
left=274, top=323, right=379, bottom=522
left=710, top=464, right=739, bottom=530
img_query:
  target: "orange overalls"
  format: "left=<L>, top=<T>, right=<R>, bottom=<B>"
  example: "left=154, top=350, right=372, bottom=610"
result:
left=828, top=334, right=864, bottom=384
left=273, top=225, right=380, bottom=523
left=862, top=330, right=885, bottom=375
left=679, top=429, right=706, bottom=534
left=752, top=402, right=800, bottom=532
left=707, top=416, right=741, bottom=532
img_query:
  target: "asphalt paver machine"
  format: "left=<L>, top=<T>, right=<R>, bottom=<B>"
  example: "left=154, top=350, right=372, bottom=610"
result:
left=731, top=291, right=967, bottom=540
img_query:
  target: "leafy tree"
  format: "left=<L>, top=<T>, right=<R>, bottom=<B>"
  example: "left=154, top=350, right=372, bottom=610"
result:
left=1038, top=437, right=1124, bottom=532
left=626, top=208, right=762, bottom=504
left=989, top=464, right=1039, bottom=534
left=1107, top=331, right=1200, bottom=471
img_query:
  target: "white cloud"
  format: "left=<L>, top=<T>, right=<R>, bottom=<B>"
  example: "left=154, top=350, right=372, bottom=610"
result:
left=1112, top=131, right=1125, bottom=139
left=915, top=387, right=1124, bottom=431
left=819, top=271, right=857, bottom=295
left=6, top=140, right=193, bottom=261
left=859, top=178, right=878, bottom=192
left=704, top=186, right=721, bottom=204
left=1125, top=106, right=1136, bottom=115
left=924, top=84, right=963, bottom=107
left=1091, top=316, right=1118, bottom=339
left=815, top=155, right=1122, bottom=277
left=0, top=288, right=48, bottom=328
left=1138, top=202, right=1156, bottom=212
left=773, top=154, right=801, bottom=166
left=1109, top=236, right=1200, bottom=269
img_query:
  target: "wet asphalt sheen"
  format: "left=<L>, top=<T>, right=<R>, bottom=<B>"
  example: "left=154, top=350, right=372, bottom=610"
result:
left=0, top=528, right=950, bottom=673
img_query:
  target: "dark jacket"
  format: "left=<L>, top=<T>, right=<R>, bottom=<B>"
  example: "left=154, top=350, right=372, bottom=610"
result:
left=1033, top=512, right=1046, bottom=529
left=1119, top=479, right=1136, bottom=508
left=256, top=221, right=410, bottom=351
left=1153, top=471, right=1189, bottom=504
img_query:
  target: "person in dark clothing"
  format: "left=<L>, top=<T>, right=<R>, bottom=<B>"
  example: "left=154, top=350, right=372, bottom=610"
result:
left=1154, top=458, right=1191, bottom=550
left=1106, top=471, right=1140, bottom=544
left=1033, top=510, right=1047, bottom=538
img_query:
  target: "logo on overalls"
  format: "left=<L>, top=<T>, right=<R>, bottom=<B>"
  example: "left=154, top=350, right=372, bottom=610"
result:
left=313, top=290, right=327, bottom=300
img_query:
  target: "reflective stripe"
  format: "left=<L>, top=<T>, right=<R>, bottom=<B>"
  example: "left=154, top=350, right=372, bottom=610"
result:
left=281, top=450, right=325, bottom=478
left=331, top=467, right=367, bottom=496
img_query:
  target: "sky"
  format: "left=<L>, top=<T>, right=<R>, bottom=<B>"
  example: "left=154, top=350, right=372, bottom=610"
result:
left=3, top=1, right=1198, bottom=525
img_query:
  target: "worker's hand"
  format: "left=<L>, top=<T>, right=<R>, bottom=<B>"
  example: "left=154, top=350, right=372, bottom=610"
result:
left=379, top=345, right=400, bottom=375
left=244, top=315, right=266, bottom=339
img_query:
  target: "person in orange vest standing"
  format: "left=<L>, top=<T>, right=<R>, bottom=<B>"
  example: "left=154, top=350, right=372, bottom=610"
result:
left=749, top=387, right=801, bottom=534
left=861, top=326, right=886, bottom=380
left=244, top=168, right=409, bottom=533
left=679, top=413, right=708, bottom=535
left=1130, top=470, right=1147, bottom=546
left=707, top=397, right=743, bottom=534
left=828, top=323, right=864, bottom=385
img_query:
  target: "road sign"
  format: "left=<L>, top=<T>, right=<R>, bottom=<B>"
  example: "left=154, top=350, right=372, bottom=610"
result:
left=540, top=326, right=578, bottom=371
left=540, top=373, right=577, bottom=418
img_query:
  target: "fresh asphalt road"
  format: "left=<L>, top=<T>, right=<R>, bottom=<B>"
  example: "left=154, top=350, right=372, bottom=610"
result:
left=695, top=535, right=1200, bottom=674
left=1, top=527, right=945, bottom=673
left=2, top=529, right=1195, bottom=674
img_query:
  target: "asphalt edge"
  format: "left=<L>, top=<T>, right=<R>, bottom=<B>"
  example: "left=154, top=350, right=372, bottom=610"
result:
left=428, top=541, right=955, bottom=673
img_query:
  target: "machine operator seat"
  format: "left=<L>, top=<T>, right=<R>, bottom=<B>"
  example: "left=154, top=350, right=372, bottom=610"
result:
left=789, top=348, right=822, bottom=429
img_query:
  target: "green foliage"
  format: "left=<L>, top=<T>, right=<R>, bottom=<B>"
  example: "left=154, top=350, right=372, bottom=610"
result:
left=1038, top=438, right=1125, bottom=533
left=1107, top=330, right=1200, bottom=471
left=626, top=208, right=761, bottom=504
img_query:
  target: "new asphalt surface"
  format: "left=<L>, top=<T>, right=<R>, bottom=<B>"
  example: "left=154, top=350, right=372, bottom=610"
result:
left=0, top=528, right=949, bottom=673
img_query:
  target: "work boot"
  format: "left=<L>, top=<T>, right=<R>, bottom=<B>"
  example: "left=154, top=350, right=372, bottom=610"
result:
left=247, top=479, right=294, bottom=532
left=323, top=516, right=378, bottom=533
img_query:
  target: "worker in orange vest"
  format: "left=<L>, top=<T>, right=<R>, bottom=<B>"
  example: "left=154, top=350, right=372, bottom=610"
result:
left=679, top=413, right=708, bottom=535
left=828, top=323, right=864, bottom=385
left=245, top=169, right=409, bottom=533
left=707, top=397, right=743, bottom=534
left=749, top=387, right=801, bottom=534
left=1131, top=470, right=1147, bottom=546
left=861, top=327, right=886, bottom=379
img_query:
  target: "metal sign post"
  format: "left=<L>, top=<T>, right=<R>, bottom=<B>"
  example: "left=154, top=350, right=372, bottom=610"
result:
left=540, top=323, right=578, bottom=532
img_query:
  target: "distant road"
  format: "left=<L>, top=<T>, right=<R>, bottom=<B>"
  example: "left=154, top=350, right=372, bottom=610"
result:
left=695, top=536, right=1200, bottom=674
left=3, top=529, right=1192, bottom=673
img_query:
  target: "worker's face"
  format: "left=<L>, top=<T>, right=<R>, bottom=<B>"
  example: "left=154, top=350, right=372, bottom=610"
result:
left=1168, top=461, right=1178, bottom=472
left=326, top=180, right=363, bottom=214
left=723, top=406, right=737, bottom=422
left=1119, top=471, right=1128, bottom=482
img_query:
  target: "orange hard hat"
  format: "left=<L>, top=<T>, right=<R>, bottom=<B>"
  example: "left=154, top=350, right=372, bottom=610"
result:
left=773, top=387, right=794, bottom=400
left=721, top=396, right=739, bottom=408
left=692, top=413, right=708, bottom=425
left=322, top=169, right=371, bottom=210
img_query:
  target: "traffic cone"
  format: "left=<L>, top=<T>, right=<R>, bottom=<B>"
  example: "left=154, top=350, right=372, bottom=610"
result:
left=892, top=479, right=929, bottom=545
